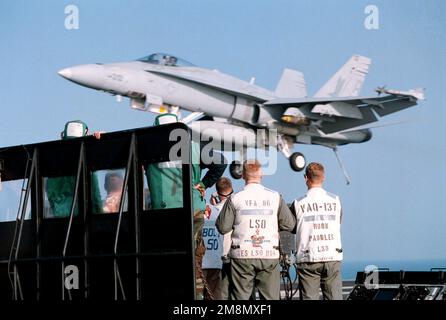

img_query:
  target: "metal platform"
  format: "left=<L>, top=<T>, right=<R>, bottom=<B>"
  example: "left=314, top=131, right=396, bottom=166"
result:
left=0, top=123, right=196, bottom=300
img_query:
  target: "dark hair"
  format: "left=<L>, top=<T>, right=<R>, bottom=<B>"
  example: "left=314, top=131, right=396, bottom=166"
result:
left=104, top=171, right=123, bottom=192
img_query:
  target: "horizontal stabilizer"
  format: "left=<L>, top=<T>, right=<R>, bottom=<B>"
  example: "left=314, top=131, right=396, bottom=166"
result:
left=338, top=119, right=410, bottom=133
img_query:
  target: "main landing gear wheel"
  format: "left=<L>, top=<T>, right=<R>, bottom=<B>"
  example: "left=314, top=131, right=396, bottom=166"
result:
left=229, top=161, right=243, bottom=180
left=289, top=152, right=306, bottom=172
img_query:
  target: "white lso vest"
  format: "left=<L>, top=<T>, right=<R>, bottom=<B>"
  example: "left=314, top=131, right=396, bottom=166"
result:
left=294, top=187, right=343, bottom=263
left=230, top=183, right=281, bottom=260
left=202, top=202, right=224, bottom=269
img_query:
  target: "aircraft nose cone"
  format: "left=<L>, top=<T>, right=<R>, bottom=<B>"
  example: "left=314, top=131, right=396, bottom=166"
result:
left=57, top=64, right=106, bottom=89
left=58, top=68, right=73, bottom=79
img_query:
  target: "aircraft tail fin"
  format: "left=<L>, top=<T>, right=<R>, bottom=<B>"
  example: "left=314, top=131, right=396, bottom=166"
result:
left=275, top=68, right=307, bottom=98
left=315, top=55, right=371, bottom=98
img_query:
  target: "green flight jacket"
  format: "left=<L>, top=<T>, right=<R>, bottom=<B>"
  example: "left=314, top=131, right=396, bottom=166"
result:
left=46, top=173, right=102, bottom=217
left=146, top=141, right=206, bottom=212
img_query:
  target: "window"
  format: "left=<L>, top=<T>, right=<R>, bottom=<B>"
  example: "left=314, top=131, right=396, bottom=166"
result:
left=142, top=168, right=151, bottom=211
left=92, top=169, right=128, bottom=214
left=144, top=161, right=183, bottom=210
left=0, top=179, right=31, bottom=222
left=44, top=176, right=77, bottom=219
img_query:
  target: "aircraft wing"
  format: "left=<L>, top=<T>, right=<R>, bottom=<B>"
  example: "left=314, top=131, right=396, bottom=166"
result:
left=264, top=90, right=423, bottom=134
left=147, top=69, right=272, bottom=102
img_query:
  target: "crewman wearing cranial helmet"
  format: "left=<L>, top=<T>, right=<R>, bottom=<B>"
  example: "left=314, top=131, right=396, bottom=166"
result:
left=45, top=120, right=102, bottom=217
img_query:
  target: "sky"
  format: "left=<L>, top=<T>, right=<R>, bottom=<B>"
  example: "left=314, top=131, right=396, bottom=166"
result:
left=0, top=0, right=445, bottom=266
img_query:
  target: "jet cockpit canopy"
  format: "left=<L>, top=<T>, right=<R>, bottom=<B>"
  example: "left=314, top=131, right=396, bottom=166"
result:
left=137, top=53, right=195, bottom=67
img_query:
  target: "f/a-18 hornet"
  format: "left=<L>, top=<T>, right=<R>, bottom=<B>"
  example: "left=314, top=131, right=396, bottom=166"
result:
left=58, top=53, right=424, bottom=182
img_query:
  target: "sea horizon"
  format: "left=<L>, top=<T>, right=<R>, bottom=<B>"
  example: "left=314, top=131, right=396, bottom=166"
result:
left=341, top=258, right=446, bottom=280
left=286, top=258, right=446, bottom=280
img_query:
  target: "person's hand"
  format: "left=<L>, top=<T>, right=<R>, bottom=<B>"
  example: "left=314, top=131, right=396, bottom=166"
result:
left=93, top=131, right=106, bottom=139
left=194, top=183, right=206, bottom=197
left=204, top=205, right=211, bottom=219
left=103, top=193, right=121, bottom=213
left=210, top=195, right=218, bottom=206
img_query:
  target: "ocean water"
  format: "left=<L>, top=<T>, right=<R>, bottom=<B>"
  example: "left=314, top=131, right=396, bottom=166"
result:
left=286, top=259, right=446, bottom=280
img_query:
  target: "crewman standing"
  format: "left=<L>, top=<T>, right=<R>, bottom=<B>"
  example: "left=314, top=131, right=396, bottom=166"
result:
left=202, top=177, right=233, bottom=300
left=46, top=120, right=102, bottom=217
left=216, top=160, right=296, bottom=300
left=292, top=162, right=343, bottom=300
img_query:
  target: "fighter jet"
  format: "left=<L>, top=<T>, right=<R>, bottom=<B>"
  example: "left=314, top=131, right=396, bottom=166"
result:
left=58, top=53, right=424, bottom=182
